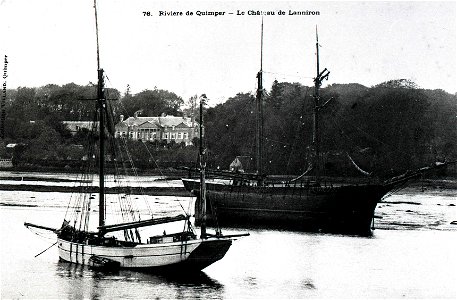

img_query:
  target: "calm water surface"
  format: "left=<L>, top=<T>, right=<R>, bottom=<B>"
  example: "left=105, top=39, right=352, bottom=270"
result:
left=1, top=178, right=456, bottom=299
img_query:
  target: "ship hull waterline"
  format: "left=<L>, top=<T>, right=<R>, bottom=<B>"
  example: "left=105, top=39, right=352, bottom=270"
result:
left=183, top=179, right=390, bottom=236
left=57, top=237, right=232, bottom=272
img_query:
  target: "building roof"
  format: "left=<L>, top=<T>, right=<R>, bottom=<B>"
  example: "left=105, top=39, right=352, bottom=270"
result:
left=63, top=121, right=97, bottom=132
left=138, top=121, right=161, bottom=129
left=115, top=116, right=196, bottom=129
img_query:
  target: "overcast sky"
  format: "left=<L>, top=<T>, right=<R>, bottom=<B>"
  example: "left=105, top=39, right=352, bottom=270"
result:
left=1, top=0, right=456, bottom=106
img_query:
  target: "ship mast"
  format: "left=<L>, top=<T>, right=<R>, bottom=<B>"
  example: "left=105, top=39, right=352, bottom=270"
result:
left=94, top=0, right=106, bottom=231
left=255, top=18, right=264, bottom=185
left=199, top=94, right=207, bottom=238
left=313, top=26, right=330, bottom=177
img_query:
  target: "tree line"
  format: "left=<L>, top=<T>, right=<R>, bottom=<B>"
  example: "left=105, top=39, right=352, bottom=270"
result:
left=204, top=79, right=456, bottom=177
left=0, top=79, right=455, bottom=177
left=0, top=83, right=197, bottom=170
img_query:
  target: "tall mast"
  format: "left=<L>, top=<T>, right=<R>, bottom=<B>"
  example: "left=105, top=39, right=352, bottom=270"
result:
left=94, top=0, right=105, bottom=230
left=313, top=26, right=320, bottom=174
left=97, top=69, right=106, bottom=230
left=0, top=55, right=6, bottom=140
left=255, top=18, right=264, bottom=184
left=199, top=94, right=207, bottom=238
left=312, top=26, right=330, bottom=177
left=94, top=0, right=101, bottom=71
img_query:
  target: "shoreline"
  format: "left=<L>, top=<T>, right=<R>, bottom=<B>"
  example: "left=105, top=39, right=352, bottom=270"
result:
left=1, top=168, right=455, bottom=196
left=0, top=184, right=190, bottom=196
left=0, top=178, right=455, bottom=197
left=405, top=178, right=457, bottom=190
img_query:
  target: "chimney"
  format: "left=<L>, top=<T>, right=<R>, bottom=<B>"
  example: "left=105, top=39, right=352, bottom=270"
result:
left=120, top=115, right=124, bottom=122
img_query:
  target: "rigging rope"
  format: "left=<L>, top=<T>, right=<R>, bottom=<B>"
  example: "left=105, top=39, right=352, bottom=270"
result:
left=63, top=111, right=98, bottom=235
left=101, top=76, right=195, bottom=233
left=34, top=242, right=58, bottom=258
left=287, top=163, right=313, bottom=183
left=332, top=108, right=418, bottom=164
left=140, top=139, right=189, bottom=216
left=27, top=227, right=57, bottom=241
left=286, top=86, right=311, bottom=174
left=346, top=152, right=371, bottom=176
left=323, top=106, right=408, bottom=176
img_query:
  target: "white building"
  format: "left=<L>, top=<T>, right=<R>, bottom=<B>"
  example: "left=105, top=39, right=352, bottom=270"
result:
left=114, top=114, right=198, bottom=146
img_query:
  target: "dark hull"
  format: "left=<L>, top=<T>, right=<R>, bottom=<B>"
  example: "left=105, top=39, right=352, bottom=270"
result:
left=183, top=179, right=390, bottom=236
left=149, top=238, right=232, bottom=273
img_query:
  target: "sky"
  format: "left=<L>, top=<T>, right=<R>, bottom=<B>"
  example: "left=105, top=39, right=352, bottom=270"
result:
left=1, top=0, right=456, bottom=106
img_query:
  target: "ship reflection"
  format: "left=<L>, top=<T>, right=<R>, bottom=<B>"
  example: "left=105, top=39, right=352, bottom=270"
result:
left=55, top=260, right=224, bottom=299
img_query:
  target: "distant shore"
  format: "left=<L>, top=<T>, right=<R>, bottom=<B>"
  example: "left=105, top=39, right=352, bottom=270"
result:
left=0, top=183, right=190, bottom=196
left=410, top=178, right=457, bottom=189
left=0, top=166, right=191, bottom=178
left=0, top=169, right=191, bottom=195
left=0, top=173, right=455, bottom=196
left=396, top=179, right=457, bottom=196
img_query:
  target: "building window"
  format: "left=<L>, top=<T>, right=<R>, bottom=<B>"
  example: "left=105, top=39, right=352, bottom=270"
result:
left=178, top=133, right=182, bottom=139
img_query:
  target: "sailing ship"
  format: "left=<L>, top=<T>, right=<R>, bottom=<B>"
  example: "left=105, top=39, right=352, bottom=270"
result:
left=24, top=1, right=245, bottom=272
left=182, top=25, right=452, bottom=236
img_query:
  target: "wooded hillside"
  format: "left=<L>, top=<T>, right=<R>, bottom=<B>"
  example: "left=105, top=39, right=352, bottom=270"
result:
left=1, top=79, right=455, bottom=177
left=205, top=79, right=456, bottom=177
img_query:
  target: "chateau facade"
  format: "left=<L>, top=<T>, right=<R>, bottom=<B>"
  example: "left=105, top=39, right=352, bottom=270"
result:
left=114, top=115, right=198, bottom=146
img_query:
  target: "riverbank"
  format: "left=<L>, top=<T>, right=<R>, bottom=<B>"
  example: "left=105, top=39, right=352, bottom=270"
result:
left=0, top=183, right=189, bottom=196
left=0, top=170, right=191, bottom=196
left=0, top=176, right=455, bottom=197
left=401, top=178, right=457, bottom=194
left=0, top=166, right=191, bottom=178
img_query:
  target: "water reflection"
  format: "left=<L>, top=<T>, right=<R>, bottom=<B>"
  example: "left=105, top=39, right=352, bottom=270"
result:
left=55, top=260, right=224, bottom=299
left=56, top=260, right=87, bottom=278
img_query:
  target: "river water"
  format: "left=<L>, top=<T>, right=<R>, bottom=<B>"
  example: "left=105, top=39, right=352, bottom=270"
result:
left=0, top=173, right=456, bottom=299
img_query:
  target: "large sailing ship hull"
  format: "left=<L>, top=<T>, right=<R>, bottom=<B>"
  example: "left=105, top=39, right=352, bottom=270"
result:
left=183, top=178, right=390, bottom=236
left=57, top=237, right=232, bottom=271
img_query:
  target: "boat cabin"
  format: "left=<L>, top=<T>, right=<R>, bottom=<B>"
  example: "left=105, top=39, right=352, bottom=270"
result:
left=148, top=231, right=196, bottom=244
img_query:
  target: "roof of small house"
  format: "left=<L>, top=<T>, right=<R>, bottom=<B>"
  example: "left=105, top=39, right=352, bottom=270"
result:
left=63, top=121, right=97, bottom=132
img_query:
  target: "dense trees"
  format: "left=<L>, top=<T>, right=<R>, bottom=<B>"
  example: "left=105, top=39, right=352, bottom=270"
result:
left=119, top=87, right=184, bottom=119
left=205, top=93, right=256, bottom=169
left=0, top=79, right=455, bottom=177
left=0, top=83, right=189, bottom=168
left=204, top=80, right=456, bottom=177
left=336, top=85, right=433, bottom=173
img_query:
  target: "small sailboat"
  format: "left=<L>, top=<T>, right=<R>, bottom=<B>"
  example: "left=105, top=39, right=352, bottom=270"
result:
left=24, top=0, right=246, bottom=272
